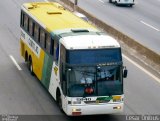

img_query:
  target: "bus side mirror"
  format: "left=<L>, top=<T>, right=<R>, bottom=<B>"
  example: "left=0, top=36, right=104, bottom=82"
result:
left=123, top=67, right=128, bottom=78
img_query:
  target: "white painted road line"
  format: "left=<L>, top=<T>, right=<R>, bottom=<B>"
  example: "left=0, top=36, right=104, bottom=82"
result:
left=9, top=55, right=22, bottom=71
left=98, top=0, right=104, bottom=3
left=123, top=54, right=160, bottom=83
left=140, top=21, right=160, bottom=32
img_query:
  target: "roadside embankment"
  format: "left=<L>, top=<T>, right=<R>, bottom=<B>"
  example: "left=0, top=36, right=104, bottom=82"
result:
left=59, top=0, right=160, bottom=73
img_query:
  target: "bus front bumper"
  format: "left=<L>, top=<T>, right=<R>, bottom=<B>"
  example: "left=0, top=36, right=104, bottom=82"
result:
left=65, top=103, right=123, bottom=116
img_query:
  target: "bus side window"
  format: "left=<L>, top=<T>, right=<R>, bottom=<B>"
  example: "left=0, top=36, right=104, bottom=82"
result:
left=40, top=29, right=46, bottom=49
left=24, top=14, right=29, bottom=31
left=29, top=18, right=34, bottom=36
left=34, top=24, right=39, bottom=42
left=60, top=44, right=67, bottom=95
left=20, top=11, right=24, bottom=27
left=60, top=44, right=66, bottom=63
left=50, top=38, right=54, bottom=55
left=46, top=34, right=51, bottom=53
left=56, top=44, right=59, bottom=62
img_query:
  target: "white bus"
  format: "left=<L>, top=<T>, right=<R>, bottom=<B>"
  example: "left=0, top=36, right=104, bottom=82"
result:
left=20, top=2, right=128, bottom=116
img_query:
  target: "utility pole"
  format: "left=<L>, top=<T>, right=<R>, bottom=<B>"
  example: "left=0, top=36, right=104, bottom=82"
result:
left=74, top=0, right=78, bottom=11
left=75, top=0, right=78, bottom=5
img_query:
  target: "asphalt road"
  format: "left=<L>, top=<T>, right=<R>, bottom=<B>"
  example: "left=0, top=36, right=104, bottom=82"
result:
left=0, top=0, right=160, bottom=121
left=70, top=0, right=160, bottom=54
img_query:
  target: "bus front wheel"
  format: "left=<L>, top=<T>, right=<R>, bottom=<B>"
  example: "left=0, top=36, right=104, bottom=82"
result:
left=56, top=91, right=62, bottom=110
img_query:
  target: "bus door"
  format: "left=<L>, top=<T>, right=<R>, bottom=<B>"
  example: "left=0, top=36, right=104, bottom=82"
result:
left=49, top=39, right=60, bottom=98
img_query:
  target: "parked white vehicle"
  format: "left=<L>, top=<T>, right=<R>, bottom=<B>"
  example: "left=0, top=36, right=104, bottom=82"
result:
left=109, top=0, right=135, bottom=7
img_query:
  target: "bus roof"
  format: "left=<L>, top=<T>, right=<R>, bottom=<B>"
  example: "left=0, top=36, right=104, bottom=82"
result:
left=22, top=2, right=120, bottom=49
left=22, top=2, right=96, bottom=33
left=61, top=34, right=120, bottom=50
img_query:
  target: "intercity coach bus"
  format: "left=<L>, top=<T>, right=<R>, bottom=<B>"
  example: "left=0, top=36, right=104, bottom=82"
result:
left=20, top=2, right=128, bottom=116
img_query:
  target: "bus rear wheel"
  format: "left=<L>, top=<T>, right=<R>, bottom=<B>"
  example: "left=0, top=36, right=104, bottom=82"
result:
left=25, top=51, right=28, bottom=62
left=28, top=58, right=34, bottom=75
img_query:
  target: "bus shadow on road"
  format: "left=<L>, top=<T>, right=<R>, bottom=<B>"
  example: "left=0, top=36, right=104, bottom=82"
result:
left=67, top=114, right=124, bottom=121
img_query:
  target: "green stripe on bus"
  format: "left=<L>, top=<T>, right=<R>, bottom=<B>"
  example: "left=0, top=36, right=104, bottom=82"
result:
left=41, top=53, right=53, bottom=89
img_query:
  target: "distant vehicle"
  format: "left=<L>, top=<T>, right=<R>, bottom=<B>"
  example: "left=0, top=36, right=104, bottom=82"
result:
left=73, top=11, right=89, bottom=22
left=109, top=0, right=135, bottom=7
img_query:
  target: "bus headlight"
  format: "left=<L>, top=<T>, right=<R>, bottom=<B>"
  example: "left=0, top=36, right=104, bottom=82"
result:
left=72, top=100, right=81, bottom=104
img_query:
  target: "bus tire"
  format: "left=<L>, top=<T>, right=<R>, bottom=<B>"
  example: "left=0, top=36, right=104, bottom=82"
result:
left=115, top=1, right=118, bottom=6
left=56, top=90, right=62, bottom=110
left=28, top=57, right=34, bottom=76
left=25, top=51, right=28, bottom=62
left=109, top=0, right=112, bottom=3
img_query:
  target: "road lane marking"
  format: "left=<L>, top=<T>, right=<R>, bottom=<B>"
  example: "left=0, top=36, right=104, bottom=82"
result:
left=123, top=54, right=160, bottom=83
left=9, top=55, right=22, bottom=71
left=98, top=0, right=104, bottom=3
left=140, top=21, right=160, bottom=32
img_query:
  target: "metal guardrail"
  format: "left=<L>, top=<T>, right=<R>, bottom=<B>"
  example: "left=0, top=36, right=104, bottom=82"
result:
left=60, top=0, right=160, bottom=65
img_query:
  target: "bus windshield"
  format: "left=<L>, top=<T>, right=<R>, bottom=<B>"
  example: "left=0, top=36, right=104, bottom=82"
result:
left=66, top=65, right=123, bottom=97
left=66, top=48, right=122, bottom=65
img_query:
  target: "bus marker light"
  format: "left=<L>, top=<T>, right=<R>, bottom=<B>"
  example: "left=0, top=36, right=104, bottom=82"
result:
left=113, top=106, right=121, bottom=110
left=72, top=108, right=81, bottom=112
left=72, top=108, right=81, bottom=115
